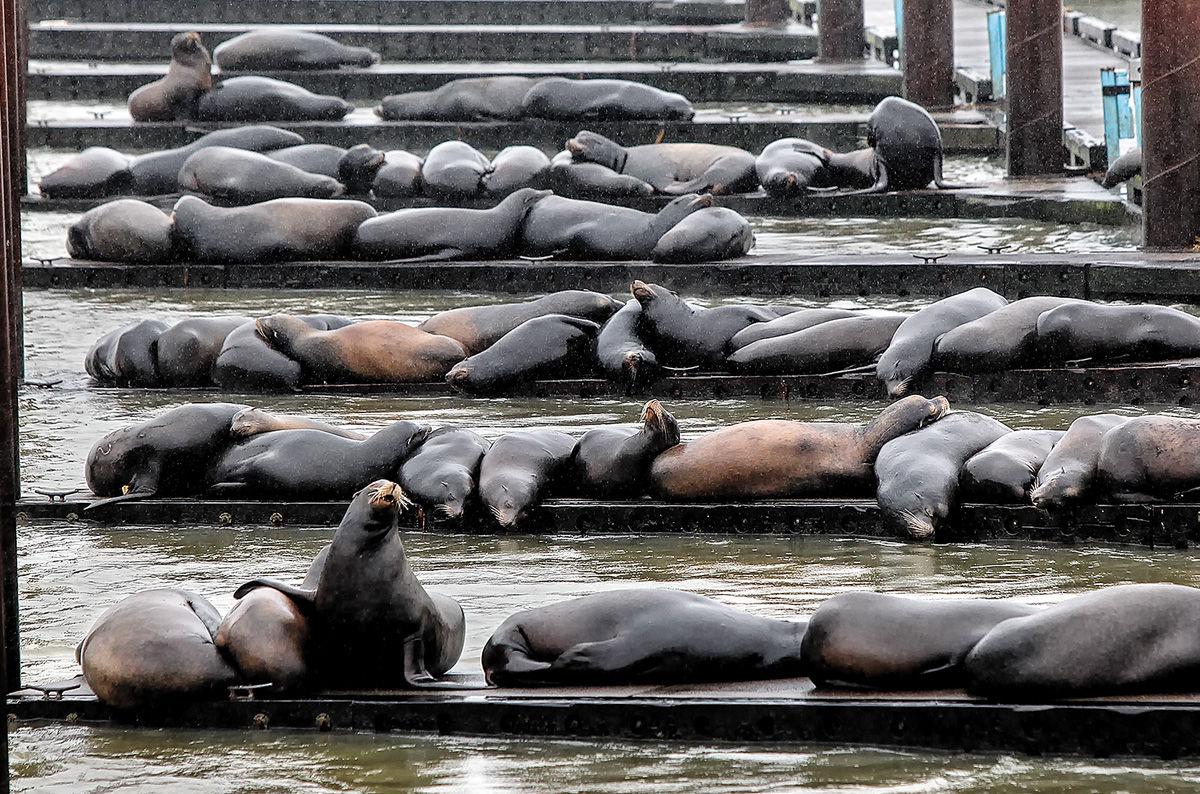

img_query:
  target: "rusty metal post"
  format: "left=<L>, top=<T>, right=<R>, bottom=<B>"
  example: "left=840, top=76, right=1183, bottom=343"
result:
left=902, top=0, right=955, bottom=111
left=1141, top=0, right=1200, bottom=249
left=7, top=0, right=23, bottom=381
left=818, top=0, right=865, bottom=61
left=1005, top=0, right=1063, bottom=176
left=745, top=0, right=790, bottom=27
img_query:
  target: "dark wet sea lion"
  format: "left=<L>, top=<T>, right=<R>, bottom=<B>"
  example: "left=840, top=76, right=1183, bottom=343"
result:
left=1029, top=413, right=1129, bottom=511
left=371, top=150, right=425, bottom=198
left=67, top=200, right=175, bottom=263
left=482, top=589, right=805, bottom=687
left=522, top=78, right=694, bottom=121
left=154, top=316, right=251, bottom=386
left=84, top=319, right=169, bottom=385
left=960, top=429, right=1064, bottom=503
left=802, top=592, right=1037, bottom=690
left=653, top=395, right=948, bottom=501
left=727, top=312, right=909, bottom=375
left=399, top=427, right=491, bottom=522
left=418, top=291, right=621, bottom=355
left=651, top=207, right=755, bottom=264
left=933, top=296, right=1085, bottom=373
left=569, top=400, right=679, bottom=498
left=1036, top=302, right=1200, bottom=364
left=173, top=195, right=376, bottom=263
left=211, top=314, right=353, bottom=392
left=825, top=148, right=879, bottom=190
left=229, top=407, right=365, bottom=441
left=354, top=188, right=549, bottom=261
left=876, top=287, right=1008, bottom=397
left=548, top=150, right=655, bottom=199
left=478, top=429, right=576, bottom=527
left=564, top=130, right=757, bottom=195
left=482, top=146, right=551, bottom=198
left=128, top=31, right=213, bottom=122
left=730, top=308, right=861, bottom=348
left=267, top=144, right=348, bottom=179
left=207, top=420, right=429, bottom=498
left=875, top=410, right=1012, bottom=539
left=129, top=125, right=305, bottom=195
left=965, top=584, right=1200, bottom=700
left=39, top=147, right=133, bottom=199
left=196, top=76, right=352, bottom=121
left=86, top=402, right=249, bottom=506
left=856, top=96, right=956, bottom=192
left=445, top=315, right=600, bottom=393
left=254, top=315, right=465, bottom=384
left=596, top=299, right=659, bottom=387
left=632, top=279, right=774, bottom=367
left=755, top=138, right=834, bottom=196
left=1102, top=147, right=1142, bottom=188
left=236, top=480, right=467, bottom=688
left=419, top=141, right=491, bottom=199
left=79, top=588, right=237, bottom=709
left=178, top=147, right=344, bottom=203
left=1095, top=416, right=1200, bottom=502
left=376, top=76, right=539, bottom=121
left=520, top=194, right=710, bottom=261
left=335, top=144, right=387, bottom=193
left=213, top=29, right=379, bottom=71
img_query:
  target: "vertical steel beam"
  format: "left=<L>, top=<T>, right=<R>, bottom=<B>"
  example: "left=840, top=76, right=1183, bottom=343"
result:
left=818, top=0, right=865, bottom=62
left=1141, top=0, right=1200, bottom=249
left=901, top=0, right=954, bottom=110
left=745, top=0, right=790, bottom=27
left=1005, top=0, right=1063, bottom=176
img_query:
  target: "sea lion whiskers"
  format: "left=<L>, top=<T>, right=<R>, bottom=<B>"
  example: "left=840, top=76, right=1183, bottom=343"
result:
left=899, top=508, right=935, bottom=539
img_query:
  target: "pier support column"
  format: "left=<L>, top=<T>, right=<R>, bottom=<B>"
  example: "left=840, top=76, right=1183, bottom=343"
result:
left=1005, top=0, right=1063, bottom=176
left=902, top=0, right=954, bottom=110
left=745, top=0, right=790, bottom=27
left=818, top=0, right=865, bottom=61
left=1141, top=0, right=1200, bottom=249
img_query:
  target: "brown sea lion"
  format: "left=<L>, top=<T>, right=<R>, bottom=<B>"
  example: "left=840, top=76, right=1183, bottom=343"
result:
left=67, top=200, right=175, bottom=264
left=563, top=130, right=756, bottom=195
left=255, top=315, right=466, bottom=384
left=213, top=30, right=379, bottom=71
left=1095, top=416, right=1200, bottom=502
left=39, top=147, right=133, bottom=199
left=229, top=407, right=365, bottom=441
left=128, top=31, right=213, bottom=122
left=418, top=291, right=622, bottom=355
left=651, top=395, right=949, bottom=500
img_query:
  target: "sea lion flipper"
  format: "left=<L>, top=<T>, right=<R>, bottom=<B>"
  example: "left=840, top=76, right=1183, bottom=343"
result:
left=932, top=155, right=968, bottom=190
left=84, top=490, right=155, bottom=511
left=402, top=635, right=485, bottom=690
left=233, top=578, right=317, bottom=609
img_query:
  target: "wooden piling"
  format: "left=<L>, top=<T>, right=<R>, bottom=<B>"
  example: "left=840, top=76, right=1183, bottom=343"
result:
left=901, top=0, right=955, bottom=110
left=1005, top=0, right=1064, bottom=176
left=744, top=0, right=790, bottom=27
left=817, top=0, right=865, bottom=62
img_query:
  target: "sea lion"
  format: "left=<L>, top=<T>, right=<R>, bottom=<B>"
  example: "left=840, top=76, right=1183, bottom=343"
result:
left=229, top=407, right=365, bottom=441
left=547, top=150, right=655, bottom=199
left=650, top=206, right=755, bottom=263
left=335, top=144, right=387, bottom=194
left=127, top=31, right=213, bottom=122
left=482, top=589, right=805, bottom=687
left=172, top=195, right=376, bottom=263
left=874, top=410, right=1012, bottom=539
left=370, top=150, right=425, bottom=198
left=254, top=315, right=466, bottom=384
left=154, top=316, right=252, bottom=386
left=854, top=96, right=957, bottom=193
left=652, top=396, right=948, bottom=501
left=569, top=400, right=679, bottom=498
left=267, top=144, right=349, bottom=179
left=418, top=291, right=622, bottom=355
left=478, top=429, right=576, bottom=527
left=195, top=76, right=352, bottom=121
left=445, top=315, right=600, bottom=393
left=482, top=145, right=551, bottom=198
left=177, top=147, right=344, bottom=203
left=933, top=296, right=1085, bottom=373
left=207, top=420, right=429, bottom=498
left=519, top=194, right=711, bottom=261
left=399, top=427, right=491, bottom=522
left=78, top=588, right=238, bottom=710
left=632, top=279, right=774, bottom=367
left=211, top=314, right=354, bottom=392
left=876, top=287, right=1008, bottom=397
left=39, top=147, right=133, bottom=199
left=235, top=480, right=467, bottom=688
left=959, top=429, right=1065, bottom=503
left=213, top=29, right=379, bottom=71
left=755, top=138, right=834, bottom=196
left=419, top=141, right=491, bottom=200
left=563, top=130, right=757, bottom=195
left=729, top=307, right=861, bottom=349
left=522, top=78, right=694, bottom=121
left=86, top=402, right=249, bottom=506
left=84, top=319, right=169, bottom=385
left=1102, top=147, right=1142, bottom=188
left=354, top=188, right=549, bottom=261
left=596, top=299, right=660, bottom=387
left=824, top=148, right=879, bottom=190
left=965, top=584, right=1200, bottom=699
left=67, top=200, right=175, bottom=263
left=1095, top=416, right=1200, bottom=502
left=1029, top=414, right=1129, bottom=510
left=129, top=125, right=305, bottom=195
left=1036, top=302, right=1200, bottom=364
left=802, top=592, right=1037, bottom=690
left=376, top=76, right=539, bottom=121
left=726, top=312, right=909, bottom=375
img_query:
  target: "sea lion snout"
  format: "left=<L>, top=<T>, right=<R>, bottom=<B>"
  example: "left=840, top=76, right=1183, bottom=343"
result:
left=924, top=396, right=951, bottom=424
left=692, top=194, right=714, bottom=209
left=367, top=480, right=409, bottom=512
left=630, top=280, right=653, bottom=302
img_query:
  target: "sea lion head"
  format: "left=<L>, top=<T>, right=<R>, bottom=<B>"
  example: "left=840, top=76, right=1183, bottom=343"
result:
left=254, top=315, right=314, bottom=357
left=170, top=31, right=211, bottom=67
left=345, top=479, right=413, bottom=535
left=500, top=187, right=554, bottom=221
left=85, top=426, right=141, bottom=497
left=337, top=144, right=387, bottom=193
left=229, top=407, right=272, bottom=439
left=565, top=131, right=627, bottom=172
left=445, top=362, right=472, bottom=392
left=641, top=399, right=680, bottom=449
